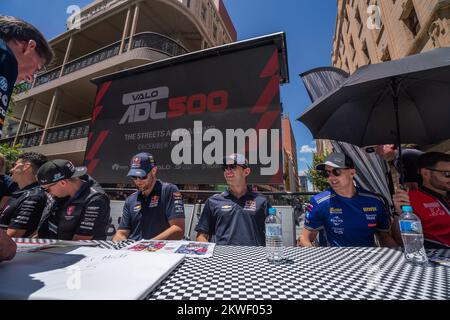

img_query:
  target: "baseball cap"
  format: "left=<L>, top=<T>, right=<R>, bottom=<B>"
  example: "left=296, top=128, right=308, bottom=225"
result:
left=36, top=159, right=87, bottom=185
left=222, top=153, right=249, bottom=168
left=316, top=152, right=354, bottom=171
left=127, top=152, right=156, bottom=177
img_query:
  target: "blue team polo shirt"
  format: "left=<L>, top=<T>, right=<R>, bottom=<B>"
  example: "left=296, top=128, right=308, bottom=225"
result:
left=118, top=180, right=185, bottom=240
left=304, top=187, right=390, bottom=247
left=195, top=189, right=271, bottom=246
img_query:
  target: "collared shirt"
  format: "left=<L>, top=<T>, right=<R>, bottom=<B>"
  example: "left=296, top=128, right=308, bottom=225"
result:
left=0, top=182, right=47, bottom=237
left=119, top=180, right=185, bottom=241
left=0, top=39, right=18, bottom=135
left=195, top=189, right=271, bottom=246
left=38, top=176, right=111, bottom=240
left=305, top=187, right=390, bottom=247
left=409, top=187, right=450, bottom=248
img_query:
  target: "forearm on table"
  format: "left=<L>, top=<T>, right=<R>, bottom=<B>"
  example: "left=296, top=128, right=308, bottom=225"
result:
left=152, top=224, right=184, bottom=240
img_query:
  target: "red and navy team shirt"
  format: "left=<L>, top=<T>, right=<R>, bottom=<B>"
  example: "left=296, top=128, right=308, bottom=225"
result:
left=305, top=187, right=390, bottom=247
left=409, top=187, right=450, bottom=248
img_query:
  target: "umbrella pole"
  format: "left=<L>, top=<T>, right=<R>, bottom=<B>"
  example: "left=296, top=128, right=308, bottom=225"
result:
left=392, top=78, right=405, bottom=186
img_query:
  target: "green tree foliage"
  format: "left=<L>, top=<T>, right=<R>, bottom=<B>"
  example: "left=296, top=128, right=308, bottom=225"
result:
left=0, top=143, right=22, bottom=172
left=306, top=153, right=329, bottom=192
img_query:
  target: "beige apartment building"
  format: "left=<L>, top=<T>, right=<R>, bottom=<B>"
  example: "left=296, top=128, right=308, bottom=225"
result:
left=317, top=0, right=450, bottom=155
left=1, top=0, right=237, bottom=164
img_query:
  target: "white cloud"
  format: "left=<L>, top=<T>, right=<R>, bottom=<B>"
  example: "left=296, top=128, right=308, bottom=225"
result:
left=299, top=157, right=308, bottom=163
left=299, top=144, right=317, bottom=153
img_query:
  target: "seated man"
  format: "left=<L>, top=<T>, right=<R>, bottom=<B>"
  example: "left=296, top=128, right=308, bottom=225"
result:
left=112, top=152, right=185, bottom=241
left=392, top=152, right=450, bottom=248
left=36, top=159, right=111, bottom=240
left=0, top=153, right=18, bottom=209
left=195, top=154, right=272, bottom=246
left=0, top=152, right=48, bottom=238
left=299, top=152, right=398, bottom=247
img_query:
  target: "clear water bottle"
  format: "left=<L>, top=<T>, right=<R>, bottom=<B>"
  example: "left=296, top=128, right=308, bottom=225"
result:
left=399, top=205, right=428, bottom=266
left=265, top=207, right=283, bottom=262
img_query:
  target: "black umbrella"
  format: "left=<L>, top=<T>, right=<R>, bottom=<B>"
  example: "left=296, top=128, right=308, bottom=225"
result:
left=298, top=47, right=450, bottom=184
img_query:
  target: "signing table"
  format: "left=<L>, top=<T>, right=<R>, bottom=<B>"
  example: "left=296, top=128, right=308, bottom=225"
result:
left=11, top=239, right=450, bottom=300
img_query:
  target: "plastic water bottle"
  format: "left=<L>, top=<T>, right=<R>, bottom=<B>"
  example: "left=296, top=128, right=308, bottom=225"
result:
left=399, top=205, right=428, bottom=266
left=265, top=207, right=283, bottom=262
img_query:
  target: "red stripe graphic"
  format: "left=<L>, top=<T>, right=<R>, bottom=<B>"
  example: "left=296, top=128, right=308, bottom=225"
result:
left=92, top=81, right=112, bottom=125
left=85, top=130, right=110, bottom=174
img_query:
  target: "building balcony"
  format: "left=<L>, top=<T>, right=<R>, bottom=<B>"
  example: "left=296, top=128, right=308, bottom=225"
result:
left=16, top=32, right=188, bottom=95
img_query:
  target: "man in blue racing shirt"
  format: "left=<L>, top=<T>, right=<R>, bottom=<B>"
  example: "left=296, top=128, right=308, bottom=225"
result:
left=299, top=152, right=398, bottom=247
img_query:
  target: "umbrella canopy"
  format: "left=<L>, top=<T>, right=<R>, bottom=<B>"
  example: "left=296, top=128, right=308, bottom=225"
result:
left=298, top=47, right=450, bottom=147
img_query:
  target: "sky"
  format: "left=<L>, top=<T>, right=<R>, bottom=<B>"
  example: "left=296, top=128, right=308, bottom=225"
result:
left=1, top=0, right=337, bottom=175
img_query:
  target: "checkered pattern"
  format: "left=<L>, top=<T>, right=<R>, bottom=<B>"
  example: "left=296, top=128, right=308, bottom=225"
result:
left=13, top=239, right=450, bottom=300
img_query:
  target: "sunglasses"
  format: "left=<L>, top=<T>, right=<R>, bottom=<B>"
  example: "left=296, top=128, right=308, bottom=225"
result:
left=426, top=168, right=450, bottom=178
left=222, top=164, right=246, bottom=171
left=130, top=175, right=147, bottom=180
left=322, top=168, right=345, bottom=178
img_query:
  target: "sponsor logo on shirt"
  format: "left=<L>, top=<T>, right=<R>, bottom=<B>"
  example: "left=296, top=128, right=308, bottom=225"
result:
left=306, top=203, right=313, bottom=212
left=332, top=227, right=344, bottom=234
left=65, top=206, right=76, bottom=220
left=0, top=76, right=7, bottom=92
left=244, top=200, right=257, bottom=212
left=173, top=192, right=182, bottom=200
left=363, top=207, right=378, bottom=212
left=329, top=207, right=342, bottom=214
left=133, top=204, right=141, bottom=212
left=221, top=205, right=233, bottom=212
left=330, top=216, right=343, bottom=226
left=149, top=195, right=159, bottom=208
left=423, top=202, right=447, bottom=216
left=365, top=214, right=377, bottom=220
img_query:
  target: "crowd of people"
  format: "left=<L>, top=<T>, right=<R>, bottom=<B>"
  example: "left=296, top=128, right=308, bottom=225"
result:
left=0, top=15, right=449, bottom=264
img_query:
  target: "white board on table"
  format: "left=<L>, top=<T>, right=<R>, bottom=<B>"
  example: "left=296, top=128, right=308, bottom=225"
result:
left=0, top=246, right=184, bottom=300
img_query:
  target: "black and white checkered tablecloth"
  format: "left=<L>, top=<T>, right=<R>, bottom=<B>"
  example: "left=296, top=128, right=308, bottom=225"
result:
left=13, top=238, right=450, bottom=300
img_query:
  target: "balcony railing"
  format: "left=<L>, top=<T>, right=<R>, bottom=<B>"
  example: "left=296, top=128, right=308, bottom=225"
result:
left=0, top=119, right=91, bottom=148
left=16, top=32, right=188, bottom=94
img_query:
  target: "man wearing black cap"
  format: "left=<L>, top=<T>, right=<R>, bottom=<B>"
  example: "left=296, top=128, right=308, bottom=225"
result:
left=195, top=153, right=272, bottom=246
left=0, top=152, right=48, bottom=238
left=36, top=159, right=110, bottom=240
left=112, top=152, right=185, bottom=241
left=299, top=152, right=397, bottom=248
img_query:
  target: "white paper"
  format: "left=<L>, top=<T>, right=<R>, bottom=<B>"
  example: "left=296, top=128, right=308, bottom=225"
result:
left=124, top=240, right=216, bottom=258
left=0, top=247, right=184, bottom=300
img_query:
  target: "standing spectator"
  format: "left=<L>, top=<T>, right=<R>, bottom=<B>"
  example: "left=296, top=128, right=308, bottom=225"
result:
left=0, top=15, right=53, bottom=134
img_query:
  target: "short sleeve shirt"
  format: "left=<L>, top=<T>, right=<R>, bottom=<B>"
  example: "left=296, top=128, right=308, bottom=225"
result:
left=195, top=189, right=271, bottom=246
left=119, top=180, right=185, bottom=241
left=0, top=182, right=47, bottom=237
left=305, top=187, right=390, bottom=247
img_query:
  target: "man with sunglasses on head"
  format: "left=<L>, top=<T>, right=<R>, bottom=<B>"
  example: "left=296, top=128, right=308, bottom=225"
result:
left=112, top=152, right=185, bottom=241
left=0, top=152, right=48, bottom=238
left=36, top=159, right=110, bottom=240
left=299, top=152, right=397, bottom=248
left=392, top=152, right=450, bottom=248
left=0, top=16, right=53, bottom=135
left=195, top=153, right=271, bottom=246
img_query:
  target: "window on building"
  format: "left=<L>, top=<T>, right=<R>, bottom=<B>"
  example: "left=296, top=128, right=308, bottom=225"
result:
left=381, top=46, right=391, bottom=62
left=213, top=24, right=218, bottom=40
left=400, top=0, right=420, bottom=37
left=187, top=0, right=191, bottom=8
left=362, top=40, right=370, bottom=63
left=201, top=4, right=207, bottom=21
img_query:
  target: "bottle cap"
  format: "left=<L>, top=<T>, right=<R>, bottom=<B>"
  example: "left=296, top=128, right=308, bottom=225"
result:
left=268, top=207, right=276, bottom=215
left=402, top=205, right=413, bottom=213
